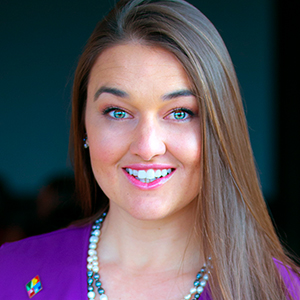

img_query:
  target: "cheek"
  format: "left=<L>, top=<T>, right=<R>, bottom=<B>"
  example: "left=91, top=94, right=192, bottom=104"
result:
left=88, top=130, right=120, bottom=171
left=171, top=127, right=201, bottom=166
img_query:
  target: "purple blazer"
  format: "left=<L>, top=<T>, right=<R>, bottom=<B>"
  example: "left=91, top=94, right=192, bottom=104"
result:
left=0, top=224, right=299, bottom=299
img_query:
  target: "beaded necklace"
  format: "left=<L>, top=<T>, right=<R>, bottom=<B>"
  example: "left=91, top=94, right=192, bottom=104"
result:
left=87, top=212, right=211, bottom=300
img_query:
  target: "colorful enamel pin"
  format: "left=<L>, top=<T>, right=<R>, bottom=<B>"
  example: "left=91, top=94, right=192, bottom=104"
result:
left=26, top=275, right=43, bottom=298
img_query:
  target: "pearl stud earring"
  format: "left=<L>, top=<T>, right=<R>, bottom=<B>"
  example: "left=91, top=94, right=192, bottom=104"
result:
left=83, top=135, right=89, bottom=149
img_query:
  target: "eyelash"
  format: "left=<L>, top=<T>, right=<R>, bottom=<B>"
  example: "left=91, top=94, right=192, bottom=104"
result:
left=102, top=106, right=131, bottom=119
left=101, top=106, right=195, bottom=121
left=168, top=107, right=195, bottom=121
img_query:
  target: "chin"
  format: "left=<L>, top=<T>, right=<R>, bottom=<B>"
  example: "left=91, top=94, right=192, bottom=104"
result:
left=123, top=200, right=190, bottom=222
left=108, top=192, right=198, bottom=223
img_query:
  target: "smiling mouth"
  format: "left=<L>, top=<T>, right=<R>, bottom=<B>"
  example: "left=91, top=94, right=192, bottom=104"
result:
left=125, top=168, right=174, bottom=183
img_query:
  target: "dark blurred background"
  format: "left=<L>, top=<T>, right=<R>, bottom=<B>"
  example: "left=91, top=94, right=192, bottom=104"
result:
left=0, top=0, right=299, bottom=255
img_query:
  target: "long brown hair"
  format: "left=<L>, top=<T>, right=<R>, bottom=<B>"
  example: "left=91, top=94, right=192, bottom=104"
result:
left=69, top=0, right=299, bottom=298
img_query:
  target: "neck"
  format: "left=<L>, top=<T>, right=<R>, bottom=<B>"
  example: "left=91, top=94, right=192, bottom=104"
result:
left=98, top=201, right=204, bottom=274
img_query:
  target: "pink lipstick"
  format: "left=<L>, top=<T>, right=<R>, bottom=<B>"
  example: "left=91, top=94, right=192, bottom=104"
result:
left=122, top=164, right=175, bottom=190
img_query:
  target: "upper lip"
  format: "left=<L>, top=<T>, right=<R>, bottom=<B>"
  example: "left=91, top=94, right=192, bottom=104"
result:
left=123, top=163, right=175, bottom=170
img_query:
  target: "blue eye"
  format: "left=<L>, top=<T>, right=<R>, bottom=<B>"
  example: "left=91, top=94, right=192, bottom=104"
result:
left=168, top=108, right=194, bottom=121
left=173, top=111, right=187, bottom=120
left=111, top=110, right=127, bottom=119
left=102, top=107, right=131, bottom=119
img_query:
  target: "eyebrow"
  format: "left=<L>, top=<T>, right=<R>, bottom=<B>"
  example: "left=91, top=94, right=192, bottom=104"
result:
left=94, top=87, right=129, bottom=101
left=162, top=89, right=194, bottom=100
left=94, top=86, right=194, bottom=101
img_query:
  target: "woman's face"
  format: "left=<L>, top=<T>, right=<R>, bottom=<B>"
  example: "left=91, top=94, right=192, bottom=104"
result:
left=85, top=43, right=201, bottom=221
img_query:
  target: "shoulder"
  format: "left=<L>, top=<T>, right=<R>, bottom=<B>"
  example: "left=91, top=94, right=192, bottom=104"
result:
left=0, top=223, right=91, bottom=262
left=0, top=223, right=91, bottom=299
left=274, top=258, right=300, bottom=300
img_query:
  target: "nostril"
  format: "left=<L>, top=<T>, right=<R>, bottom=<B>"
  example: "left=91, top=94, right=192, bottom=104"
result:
left=130, top=139, right=167, bottom=161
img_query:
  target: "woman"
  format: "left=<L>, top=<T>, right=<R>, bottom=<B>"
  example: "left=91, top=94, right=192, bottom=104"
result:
left=0, top=0, right=299, bottom=299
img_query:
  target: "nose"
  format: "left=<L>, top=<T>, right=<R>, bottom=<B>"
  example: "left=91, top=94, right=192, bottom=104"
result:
left=130, top=117, right=166, bottom=161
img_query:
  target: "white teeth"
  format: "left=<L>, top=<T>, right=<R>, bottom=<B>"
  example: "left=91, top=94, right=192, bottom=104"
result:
left=155, top=169, right=162, bottom=177
left=139, top=178, right=156, bottom=183
left=126, top=168, right=172, bottom=182
left=146, top=169, right=155, bottom=180
left=138, top=170, right=147, bottom=179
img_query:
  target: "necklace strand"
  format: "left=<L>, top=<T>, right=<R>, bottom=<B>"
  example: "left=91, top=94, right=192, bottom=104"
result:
left=86, top=212, right=211, bottom=300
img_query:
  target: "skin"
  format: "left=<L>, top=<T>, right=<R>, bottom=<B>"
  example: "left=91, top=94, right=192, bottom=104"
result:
left=85, top=43, right=204, bottom=299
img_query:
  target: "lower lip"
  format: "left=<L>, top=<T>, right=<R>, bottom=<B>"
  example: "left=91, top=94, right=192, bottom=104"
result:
left=122, top=169, right=174, bottom=190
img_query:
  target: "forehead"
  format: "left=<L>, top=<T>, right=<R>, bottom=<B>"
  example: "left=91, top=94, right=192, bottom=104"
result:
left=88, top=43, right=191, bottom=93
